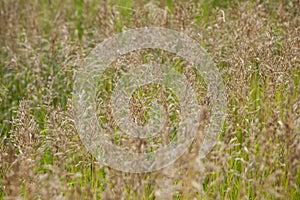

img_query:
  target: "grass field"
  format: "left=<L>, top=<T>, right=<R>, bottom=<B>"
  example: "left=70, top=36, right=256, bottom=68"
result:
left=0, top=0, right=300, bottom=199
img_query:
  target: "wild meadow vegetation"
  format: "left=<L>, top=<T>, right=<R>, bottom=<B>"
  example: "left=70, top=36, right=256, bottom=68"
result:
left=0, top=0, right=300, bottom=199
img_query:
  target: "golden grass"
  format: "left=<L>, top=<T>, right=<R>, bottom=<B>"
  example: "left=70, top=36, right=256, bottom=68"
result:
left=0, top=0, right=299, bottom=199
